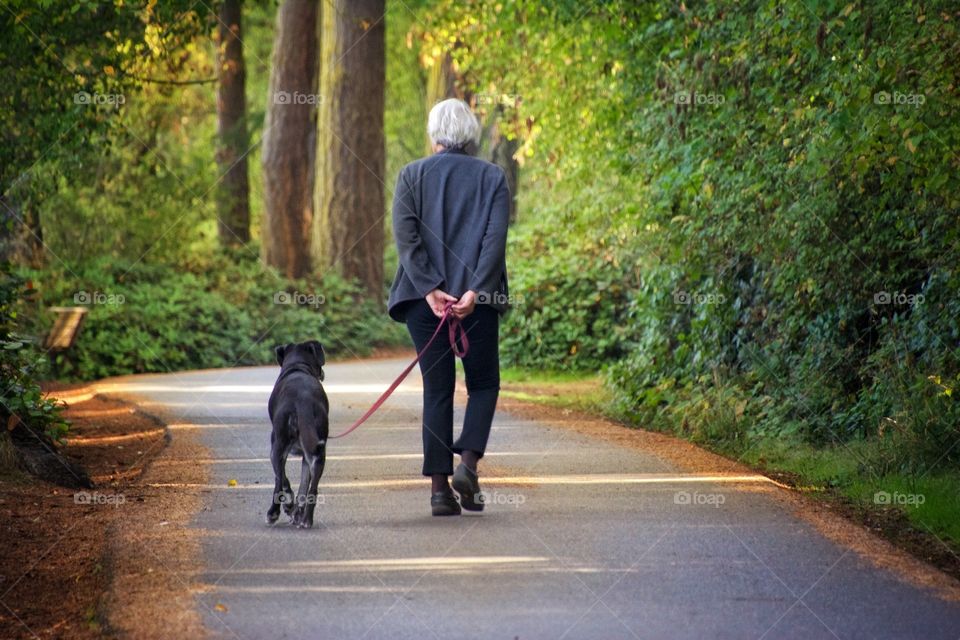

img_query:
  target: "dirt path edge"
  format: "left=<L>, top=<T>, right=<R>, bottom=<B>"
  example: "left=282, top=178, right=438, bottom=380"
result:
left=52, top=384, right=211, bottom=639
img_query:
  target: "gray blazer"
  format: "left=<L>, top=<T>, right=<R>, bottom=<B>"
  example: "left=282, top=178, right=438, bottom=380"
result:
left=387, top=147, right=511, bottom=321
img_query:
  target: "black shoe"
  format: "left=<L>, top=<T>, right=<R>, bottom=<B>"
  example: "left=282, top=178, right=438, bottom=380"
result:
left=452, top=463, right=484, bottom=512
left=431, top=489, right=461, bottom=516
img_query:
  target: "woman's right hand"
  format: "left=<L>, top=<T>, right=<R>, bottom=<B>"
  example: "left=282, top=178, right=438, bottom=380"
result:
left=425, top=288, right=457, bottom=318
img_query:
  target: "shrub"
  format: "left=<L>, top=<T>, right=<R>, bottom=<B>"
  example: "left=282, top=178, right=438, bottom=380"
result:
left=0, top=264, right=68, bottom=442
left=18, top=252, right=407, bottom=380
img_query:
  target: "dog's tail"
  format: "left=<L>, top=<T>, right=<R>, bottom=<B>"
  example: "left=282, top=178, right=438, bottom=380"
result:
left=292, top=404, right=326, bottom=456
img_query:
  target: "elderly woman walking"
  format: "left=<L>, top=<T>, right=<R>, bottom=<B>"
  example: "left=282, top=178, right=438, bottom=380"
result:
left=387, top=98, right=512, bottom=516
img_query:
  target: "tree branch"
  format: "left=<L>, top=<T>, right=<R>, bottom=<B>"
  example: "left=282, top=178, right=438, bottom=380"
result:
left=129, top=74, right=218, bottom=86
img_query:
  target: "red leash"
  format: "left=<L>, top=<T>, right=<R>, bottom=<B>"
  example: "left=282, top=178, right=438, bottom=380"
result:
left=328, top=302, right=469, bottom=439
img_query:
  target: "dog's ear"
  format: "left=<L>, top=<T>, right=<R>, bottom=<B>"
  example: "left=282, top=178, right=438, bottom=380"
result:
left=275, top=343, right=292, bottom=366
left=308, top=341, right=325, bottom=366
left=307, top=341, right=325, bottom=380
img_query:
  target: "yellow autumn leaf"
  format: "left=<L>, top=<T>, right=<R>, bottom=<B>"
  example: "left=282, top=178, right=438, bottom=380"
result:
left=227, top=478, right=238, bottom=487
left=905, top=139, right=917, bottom=153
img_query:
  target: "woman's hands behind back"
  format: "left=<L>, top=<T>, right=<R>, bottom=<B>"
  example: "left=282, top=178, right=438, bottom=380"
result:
left=450, top=290, right=476, bottom=319
left=425, top=288, right=457, bottom=318
left=425, top=288, right=477, bottom=319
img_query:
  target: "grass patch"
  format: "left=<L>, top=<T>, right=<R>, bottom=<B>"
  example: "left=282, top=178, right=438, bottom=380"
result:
left=737, top=437, right=870, bottom=489
left=848, top=473, right=960, bottom=544
left=499, top=367, right=600, bottom=384
left=498, top=366, right=611, bottom=413
left=733, top=437, right=960, bottom=544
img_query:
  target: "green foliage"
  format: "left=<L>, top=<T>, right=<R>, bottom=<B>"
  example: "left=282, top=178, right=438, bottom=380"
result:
left=501, top=229, right=629, bottom=370
left=1, top=0, right=208, bottom=189
left=418, top=0, right=960, bottom=472
left=0, top=264, right=68, bottom=441
left=17, top=253, right=407, bottom=380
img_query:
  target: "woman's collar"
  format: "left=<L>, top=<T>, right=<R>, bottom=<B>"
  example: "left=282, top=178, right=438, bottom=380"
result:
left=437, top=143, right=472, bottom=156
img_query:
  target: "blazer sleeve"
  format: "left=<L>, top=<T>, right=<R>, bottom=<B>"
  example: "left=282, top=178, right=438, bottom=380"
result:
left=392, top=167, right=445, bottom=297
left=468, top=172, right=510, bottom=295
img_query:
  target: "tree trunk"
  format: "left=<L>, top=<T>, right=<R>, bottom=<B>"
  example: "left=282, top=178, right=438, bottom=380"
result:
left=313, top=0, right=385, bottom=301
left=424, top=52, right=463, bottom=154
left=0, top=187, right=45, bottom=267
left=216, top=0, right=251, bottom=247
left=261, top=0, right=318, bottom=278
left=489, top=121, right=519, bottom=223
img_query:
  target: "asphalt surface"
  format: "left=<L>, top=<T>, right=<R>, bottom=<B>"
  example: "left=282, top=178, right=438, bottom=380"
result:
left=101, top=359, right=960, bottom=639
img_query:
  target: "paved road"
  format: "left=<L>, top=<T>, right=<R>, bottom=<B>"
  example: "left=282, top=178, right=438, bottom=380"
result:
left=101, top=359, right=960, bottom=639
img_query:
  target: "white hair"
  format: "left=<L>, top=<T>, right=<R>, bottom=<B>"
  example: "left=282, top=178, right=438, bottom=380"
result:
left=427, top=98, right=481, bottom=149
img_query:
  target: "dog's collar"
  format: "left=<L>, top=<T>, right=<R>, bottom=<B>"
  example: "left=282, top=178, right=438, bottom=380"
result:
left=277, top=363, right=323, bottom=382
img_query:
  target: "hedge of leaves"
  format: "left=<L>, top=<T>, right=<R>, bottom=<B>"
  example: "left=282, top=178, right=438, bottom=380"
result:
left=17, top=252, right=407, bottom=381
left=1, top=265, right=68, bottom=442
left=419, top=0, right=960, bottom=468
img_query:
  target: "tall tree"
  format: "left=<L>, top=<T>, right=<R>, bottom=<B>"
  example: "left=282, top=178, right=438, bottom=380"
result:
left=215, top=0, right=251, bottom=246
left=488, top=118, right=519, bottom=223
left=0, top=191, right=44, bottom=268
left=261, top=0, right=318, bottom=278
left=313, top=0, right=385, bottom=300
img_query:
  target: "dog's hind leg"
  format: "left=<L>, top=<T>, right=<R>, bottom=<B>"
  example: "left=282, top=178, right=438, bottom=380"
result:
left=266, top=430, right=294, bottom=524
left=291, top=403, right=327, bottom=529
left=292, top=455, right=310, bottom=524
left=297, top=443, right=326, bottom=529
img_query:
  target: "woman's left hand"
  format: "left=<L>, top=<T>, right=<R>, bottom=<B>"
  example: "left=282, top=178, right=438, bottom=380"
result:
left=451, top=290, right=477, bottom=318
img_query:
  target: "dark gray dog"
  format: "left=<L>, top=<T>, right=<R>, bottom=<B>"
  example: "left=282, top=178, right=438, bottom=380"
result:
left=266, top=340, right=329, bottom=529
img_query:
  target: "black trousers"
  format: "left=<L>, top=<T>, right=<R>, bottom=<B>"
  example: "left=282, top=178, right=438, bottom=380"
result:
left=403, top=299, right=500, bottom=476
